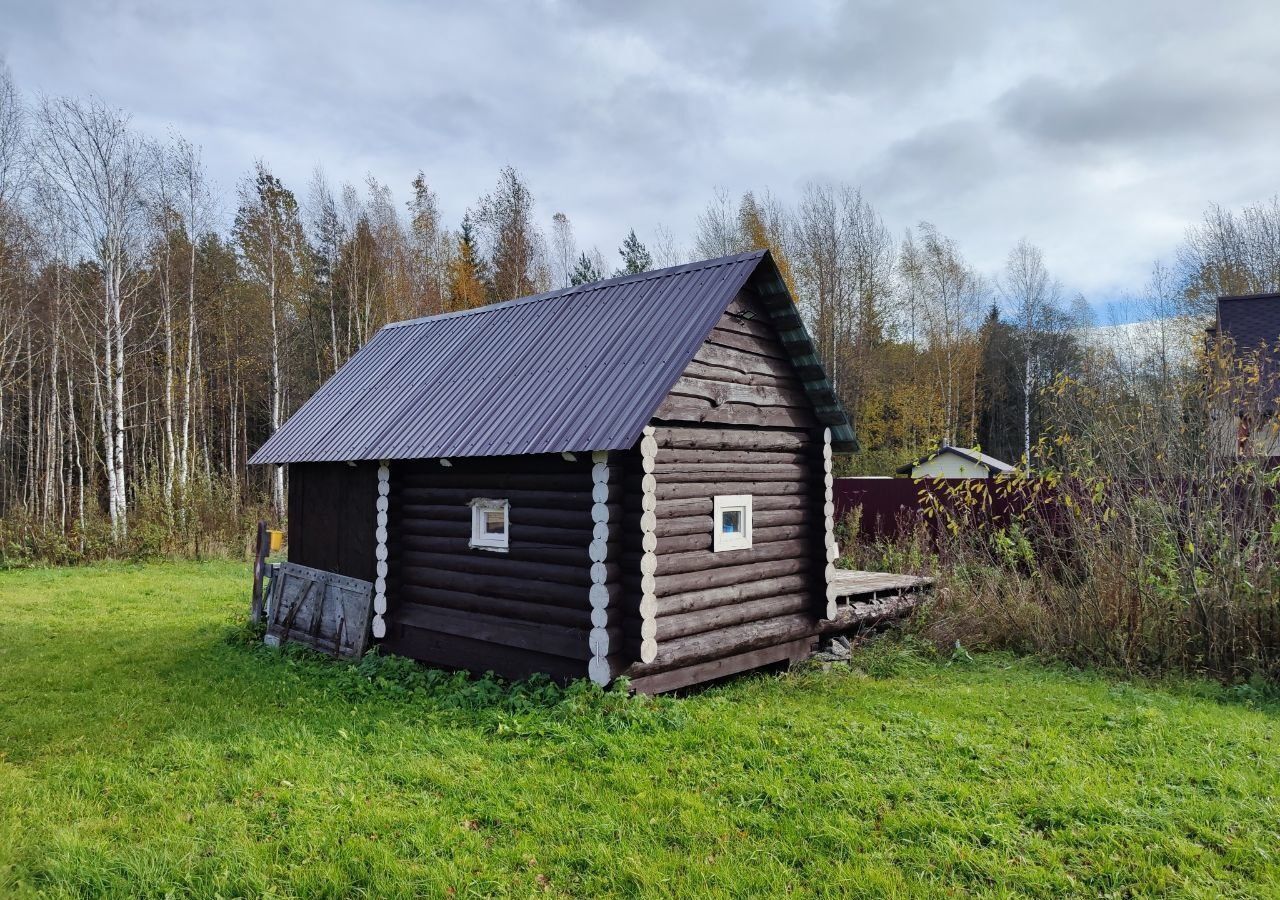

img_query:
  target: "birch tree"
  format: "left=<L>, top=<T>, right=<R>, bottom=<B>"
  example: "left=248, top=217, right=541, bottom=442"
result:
left=32, top=96, right=151, bottom=538
left=999, top=239, right=1062, bottom=469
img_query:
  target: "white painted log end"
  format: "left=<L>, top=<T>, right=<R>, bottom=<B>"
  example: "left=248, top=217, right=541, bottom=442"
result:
left=590, top=561, right=610, bottom=584
left=823, top=427, right=832, bottom=443
left=823, top=500, right=835, bottom=518
left=591, top=606, right=609, bottom=628
left=589, top=582, right=611, bottom=608
left=641, top=531, right=657, bottom=553
left=640, top=618, right=657, bottom=640
left=641, top=492, right=657, bottom=513
left=562, top=451, right=577, bottom=462
left=640, top=573, right=656, bottom=594
left=641, top=455, right=655, bottom=475
left=588, top=655, right=612, bottom=686
left=640, top=638, right=658, bottom=664
left=591, top=502, right=612, bottom=524
left=589, top=539, right=608, bottom=563
left=591, top=481, right=609, bottom=504
left=373, top=593, right=387, bottom=615
left=825, top=601, right=838, bottom=620
left=825, top=543, right=839, bottom=563
left=371, top=615, right=386, bottom=639
left=639, top=553, right=657, bottom=576
left=589, top=627, right=610, bottom=657
left=641, top=425, right=656, bottom=437
left=592, top=521, right=610, bottom=542
left=638, top=594, right=658, bottom=619
left=376, top=560, right=388, bottom=578
left=591, top=462, right=610, bottom=484
left=439, top=458, right=452, bottom=467
left=639, top=510, right=657, bottom=533
left=591, top=450, right=609, bottom=464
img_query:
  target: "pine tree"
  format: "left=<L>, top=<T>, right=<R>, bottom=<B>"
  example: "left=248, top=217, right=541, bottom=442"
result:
left=446, top=214, right=489, bottom=311
left=615, top=229, right=652, bottom=276
left=570, top=252, right=603, bottom=286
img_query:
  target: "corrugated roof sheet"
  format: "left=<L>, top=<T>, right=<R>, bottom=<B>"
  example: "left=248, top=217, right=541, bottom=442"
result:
left=251, top=250, right=853, bottom=464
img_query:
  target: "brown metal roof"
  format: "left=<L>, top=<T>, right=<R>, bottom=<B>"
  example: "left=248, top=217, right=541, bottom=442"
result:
left=250, top=250, right=854, bottom=464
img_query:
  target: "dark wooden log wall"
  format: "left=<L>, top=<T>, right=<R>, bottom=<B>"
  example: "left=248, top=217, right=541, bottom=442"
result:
left=623, top=291, right=825, bottom=692
left=379, top=454, right=622, bottom=682
left=287, top=462, right=379, bottom=582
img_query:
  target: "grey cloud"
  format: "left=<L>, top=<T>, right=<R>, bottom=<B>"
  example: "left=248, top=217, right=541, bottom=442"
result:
left=996, top=69, right=1280, bottom=151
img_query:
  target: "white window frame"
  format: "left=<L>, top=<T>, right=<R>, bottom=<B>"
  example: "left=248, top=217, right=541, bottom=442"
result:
left=469, top=498, right=510, bottom=552
left=712, top=494, right=753, bottom=552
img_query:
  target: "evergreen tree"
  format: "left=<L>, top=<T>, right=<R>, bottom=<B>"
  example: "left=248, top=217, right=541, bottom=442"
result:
left=570, top=252, right=604, bottom=286
left=446, top=213, right=489, bottom=311
left=615, top=228, right=652, bottom=276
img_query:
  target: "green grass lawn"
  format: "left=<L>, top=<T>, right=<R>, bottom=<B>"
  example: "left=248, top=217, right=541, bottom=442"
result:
left=0, top=562, right=1277, bottom=898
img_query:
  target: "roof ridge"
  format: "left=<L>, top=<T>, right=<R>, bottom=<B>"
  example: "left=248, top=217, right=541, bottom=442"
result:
left=385, top=249, right=768, bottom=329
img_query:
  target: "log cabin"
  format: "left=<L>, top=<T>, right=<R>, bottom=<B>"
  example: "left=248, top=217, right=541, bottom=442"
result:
left=250, top=249, right=862, bottom=692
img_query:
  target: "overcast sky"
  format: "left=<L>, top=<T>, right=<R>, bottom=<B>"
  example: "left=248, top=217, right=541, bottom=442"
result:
left=3, top=0, right=1278, bottom=313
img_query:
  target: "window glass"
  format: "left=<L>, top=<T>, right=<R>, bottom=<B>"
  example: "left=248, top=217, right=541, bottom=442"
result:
left=721, top=509, right=743, bottom=534
left=484, top=509, right=505, bottom=534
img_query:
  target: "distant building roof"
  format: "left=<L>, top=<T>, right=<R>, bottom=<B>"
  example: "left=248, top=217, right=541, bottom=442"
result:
left=251, top=250, right=854, bottom=464
left=895, top=445, right=1015, bottom=476
left=1215, top=291, right=1280, bottom=350
left=1214, top=291, right=1280, bottom=405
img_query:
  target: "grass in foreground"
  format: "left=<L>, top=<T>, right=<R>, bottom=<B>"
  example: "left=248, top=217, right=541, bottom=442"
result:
left=0, top=561, right=1277, bottom=898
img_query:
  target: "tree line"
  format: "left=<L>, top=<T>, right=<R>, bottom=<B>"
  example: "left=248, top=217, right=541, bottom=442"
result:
left=1, top=64, right=1277, bottom=559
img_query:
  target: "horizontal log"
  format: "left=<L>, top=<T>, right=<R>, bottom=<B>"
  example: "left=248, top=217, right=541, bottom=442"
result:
left=627, top=612, right=817, bottom=671
left=657, top=494, right=810, bottom=519
left=396, top=584, right=595, bottom=629
left=648, top=480, right=810, bottom=502
left=400, top=566, right=588, bottom=609
left=399, top=472, right=589, bottom=492
left=655, top=427, right=812, bottom=452
left=654, top=449, right=809, bottom=467
left=706, top=326, right=788, bottom=360
left=390, top=602, right=613, bottom=661
left=399, top=534, right=588, bottom=566
left=623, top=508, right=806, bottom=538
left=653, top=398, right=818, bottom=429
left=401, top=550, right=606, bottom=587
left=626, top=637, right=814, bottom=694
left=623, top=523, right=811, bottom=554
left=398, top=520, right=593, bottom=548
left=398, top=504, right=593, bottom=532
left=626, top=592, right=814, bottom=641
left=656, top=574, right=811, bottom=616
left=654, top=557, right=812, bottom=596
left=647, top=465, right=809, bottom=482
left=686, top=340, right=798, bottom=377
left=400, top=487, right=592, bottom=510
left=665, top=375, right=811, bottom=410
left=629, top=539, right=808, bottom=577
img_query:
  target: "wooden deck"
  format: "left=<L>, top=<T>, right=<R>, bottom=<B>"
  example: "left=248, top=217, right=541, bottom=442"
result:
left=822, top=569, right=933, bottom=633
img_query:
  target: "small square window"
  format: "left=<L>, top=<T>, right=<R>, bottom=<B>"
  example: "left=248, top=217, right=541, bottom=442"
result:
left=712, top=494, right=752, bottom=552
left=470, top=499, right=509, bottom=551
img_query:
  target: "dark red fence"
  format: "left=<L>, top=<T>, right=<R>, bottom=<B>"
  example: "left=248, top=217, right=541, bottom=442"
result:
left=834, top=477, right=1037, bottom=541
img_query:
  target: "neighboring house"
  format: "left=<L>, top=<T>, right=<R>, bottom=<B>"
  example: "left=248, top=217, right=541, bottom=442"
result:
left=1208, top=291, right=1280, bottom=458
left=250, top=250, right=857, bottom=693
left=896, top=446, right=1015, bottom=479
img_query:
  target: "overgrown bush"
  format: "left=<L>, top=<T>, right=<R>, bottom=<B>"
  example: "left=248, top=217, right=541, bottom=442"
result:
left=844, top=343, right=1280, bottom=683
left=0, top=473, right=274, bottom=567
